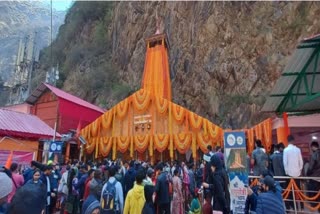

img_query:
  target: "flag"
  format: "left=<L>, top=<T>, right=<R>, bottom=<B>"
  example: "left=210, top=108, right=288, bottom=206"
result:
left=5, top=151, right=13, bottom=170
left=76, top=120, right=82, bottom=149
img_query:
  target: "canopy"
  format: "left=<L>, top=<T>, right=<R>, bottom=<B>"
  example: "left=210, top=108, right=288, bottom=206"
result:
left=262, top=34, right=320, bottom=113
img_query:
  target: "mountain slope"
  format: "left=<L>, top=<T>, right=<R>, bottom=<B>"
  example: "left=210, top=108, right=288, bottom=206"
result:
left=34, top=1, right=320, bottom=128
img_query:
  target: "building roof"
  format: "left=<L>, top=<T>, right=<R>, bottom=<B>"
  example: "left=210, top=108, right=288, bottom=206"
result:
left=0, top=109, right=61, bottom=139
left=26, top=83, right=105, bottom=113
left=262, top=34, right=320, bottom=113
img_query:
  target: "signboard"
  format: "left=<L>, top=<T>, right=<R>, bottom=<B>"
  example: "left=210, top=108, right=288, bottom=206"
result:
left=224, top=131, right=248, bottom=214
left=49, top=141, right=63, bottom=153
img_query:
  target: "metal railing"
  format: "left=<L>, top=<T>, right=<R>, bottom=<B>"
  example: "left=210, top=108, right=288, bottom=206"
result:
left=248, top=175, right=320, bottom=214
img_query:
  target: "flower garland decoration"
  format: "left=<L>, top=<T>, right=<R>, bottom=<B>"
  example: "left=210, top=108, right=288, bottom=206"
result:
left=101, top=109, right=113, bottom=130
left=154, top=134, right=170, bottom=152
left=132, top=89, right=151, bottom=112
left=172, top=103, right=185, bottom=124
left=207, top=120, right=221, bottom=141
left=134, top=135, right=149, bottom=153
left=189, top=112, right=203, bottom=130
left=173, top=132, right=192, bottom=154
left=99, top=137, right=113, bottom=157
left=116, top=99, right=129, bottom=120
left=155, top=97, right=169, bottom=115
left=117, top=136, right=130, bottom=153
left=262, top=119, right=272, bottom=152
left=197, top=132, right=212, bottom=153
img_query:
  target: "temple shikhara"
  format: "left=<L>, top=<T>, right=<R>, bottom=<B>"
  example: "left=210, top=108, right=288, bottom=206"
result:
left=81, top=31, right=223, bottom=162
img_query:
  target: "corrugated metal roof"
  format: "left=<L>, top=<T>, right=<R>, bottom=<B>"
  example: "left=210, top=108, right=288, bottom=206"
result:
left=0, top=109, right=61, bottom=139
left=262, top=35, right=320, bottom=113
left=26, top=83, right=105, bottom=113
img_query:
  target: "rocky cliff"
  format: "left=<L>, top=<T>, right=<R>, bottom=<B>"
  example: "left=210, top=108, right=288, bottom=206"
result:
left=35, top=2, right=320, bottom=128
left=0, top=1, right=65, bottom=104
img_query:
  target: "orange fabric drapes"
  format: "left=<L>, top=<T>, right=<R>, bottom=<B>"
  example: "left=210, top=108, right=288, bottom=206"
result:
left=99, top=137, right=113, bottom=157
left=117, top=136, right=130, bottom=153
left=197, top=133, right=213, bottom=153
left=101, top=109, right=113, bottom=130
left=155, top=97, right=169, bottom=115
left=248, top=118, right=273, bottom=153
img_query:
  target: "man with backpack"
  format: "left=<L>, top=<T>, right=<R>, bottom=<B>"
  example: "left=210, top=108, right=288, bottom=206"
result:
left=100, top=165, right=123, bottom=214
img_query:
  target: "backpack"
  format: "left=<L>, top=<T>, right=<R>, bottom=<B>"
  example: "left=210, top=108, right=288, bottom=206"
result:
left=101, top=180, right=118, bottom=214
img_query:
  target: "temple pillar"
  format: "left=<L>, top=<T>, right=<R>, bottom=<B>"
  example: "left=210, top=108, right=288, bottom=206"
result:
left=65, top=142, right=70, bottom=164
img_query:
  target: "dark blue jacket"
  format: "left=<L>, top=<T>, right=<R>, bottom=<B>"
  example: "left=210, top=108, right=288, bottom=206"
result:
left=255, top=191, right=285, bottom=214
left=75, top=174, right=88, bottom=199
left=23, top=168, right=34, bottom=184
left=155, top=171, right=170, bottom=205
left=123, top=167, right=136, bottom=198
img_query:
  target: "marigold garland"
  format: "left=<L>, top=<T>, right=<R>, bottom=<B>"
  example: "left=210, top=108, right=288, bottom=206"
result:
left=101, top=109, right=113, bottom=129
left=99, top=137, right=113, bottom=157
left=154, top=134, right=170, bottom=152
left=155, top=97, right=168, bottom=115
left=192, top=133, right=197, bottom=159
left=189, top=112, right=203, bottom=130
left=116, top=99, right=129, bottom=119
left=117, top=136, right=130, bottom=153
left=172, top=103, right=185, bottom=124
left=207, top=120, right=220, bottom=141
left=134, top=135, right=149, bottom=153
left=197, top=132, right=213, bottom=153
left=173, top=132, right=191, bottom=154
left=149, top=136, right=153, bottom=157
left=132, top=89, right=151, bottom=112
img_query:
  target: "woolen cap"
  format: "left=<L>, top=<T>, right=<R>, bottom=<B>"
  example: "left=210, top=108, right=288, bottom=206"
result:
left=0, top=172, right=13, bottom=199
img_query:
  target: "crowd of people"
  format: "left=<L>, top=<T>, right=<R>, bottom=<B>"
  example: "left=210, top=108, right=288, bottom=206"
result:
left=0, top=134, right=319, bottom=214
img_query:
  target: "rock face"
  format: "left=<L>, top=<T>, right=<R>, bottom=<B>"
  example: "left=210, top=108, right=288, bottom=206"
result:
left=7, top=2, right=320, bottom=129
left=0, top=1, right=65, bottom=104
left=109, top=1, right=320, bottom=128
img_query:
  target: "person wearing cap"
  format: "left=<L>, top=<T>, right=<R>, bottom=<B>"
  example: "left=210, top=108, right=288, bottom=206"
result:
left=248, top=175, right=285, bottom=214
left=202, top=155, right=230, bottom=214
left=0, top=172, right=13, bottom=214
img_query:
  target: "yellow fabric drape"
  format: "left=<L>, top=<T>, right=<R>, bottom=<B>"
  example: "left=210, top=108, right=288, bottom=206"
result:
left=112, top=137, right=116, bottom=160
left=101, top=109, right=113, bottom=130
left=116, top=99, right=129, bottom=120
left=117, top=136, right=130, bottom=153
left=172, top=103, right=185, bottom=124
left=90, top=118, right=100, bottom=137
left=192, top=133, right=197, bottom=159
left=154, top=134, right=169, bottom=152
left=86, top=138, right=96, bottom=154
left=134, top=135, right=149, bottom=153
left=189, top=112, right=203, bottom=130
left=173, top=132, right=191, bottom=154
left=169, top=101, right=173, bottom=159
left=99, top=137, right=113, bottom=157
